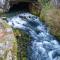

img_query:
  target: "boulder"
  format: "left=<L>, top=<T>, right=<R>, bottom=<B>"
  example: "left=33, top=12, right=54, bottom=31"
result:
left=0, top=18, right=17, bottom=60
left=0, top=0, right=10, bottom=12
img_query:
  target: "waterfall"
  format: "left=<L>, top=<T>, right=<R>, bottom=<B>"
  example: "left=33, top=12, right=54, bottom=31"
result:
left=7, top=13, right=60, bottom=60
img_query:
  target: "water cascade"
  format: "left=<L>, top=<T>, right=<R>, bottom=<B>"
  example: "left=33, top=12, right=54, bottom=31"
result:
left=7, top=13, right=60, bottom=60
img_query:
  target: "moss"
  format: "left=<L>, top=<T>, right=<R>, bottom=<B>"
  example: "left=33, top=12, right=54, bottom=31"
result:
left=12, top=38, right=17, bottom=60
left=40, top=1, right=60, bottom=40
left=0, top=57, right=3, bottom=60
left=13, top=29, right=30, bottom=60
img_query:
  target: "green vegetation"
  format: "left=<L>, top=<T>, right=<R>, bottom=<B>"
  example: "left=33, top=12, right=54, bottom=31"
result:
left=13, top=29, right=31, bottom=60
left=38, top=0, right=50, bottom=6
left=40, top=0, right=60, bottom=40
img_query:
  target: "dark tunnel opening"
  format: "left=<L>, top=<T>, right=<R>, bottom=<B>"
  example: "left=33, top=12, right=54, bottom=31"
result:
left=9, top=2, right=31, bottom=12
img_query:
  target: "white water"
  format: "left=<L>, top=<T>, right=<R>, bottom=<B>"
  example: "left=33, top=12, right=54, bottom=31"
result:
left=7, top=13, right=60, bottom=60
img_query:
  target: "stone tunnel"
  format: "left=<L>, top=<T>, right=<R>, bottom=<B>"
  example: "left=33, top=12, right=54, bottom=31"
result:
left=0, top=0, right=42, bottom=15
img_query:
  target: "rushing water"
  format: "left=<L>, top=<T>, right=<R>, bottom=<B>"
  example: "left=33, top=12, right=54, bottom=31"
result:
left=7, top=13, right=60, bottom=60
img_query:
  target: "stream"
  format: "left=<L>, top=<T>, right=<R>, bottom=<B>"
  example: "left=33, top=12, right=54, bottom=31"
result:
left=7, top=13, right=60, bottom=60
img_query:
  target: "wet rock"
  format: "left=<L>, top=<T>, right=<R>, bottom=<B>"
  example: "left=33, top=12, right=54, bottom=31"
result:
left=0, top=18, right=17, bottom=60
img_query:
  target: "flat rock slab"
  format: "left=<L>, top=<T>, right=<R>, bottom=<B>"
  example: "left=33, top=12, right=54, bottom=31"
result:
left=0, top=18, right=17, bottom=60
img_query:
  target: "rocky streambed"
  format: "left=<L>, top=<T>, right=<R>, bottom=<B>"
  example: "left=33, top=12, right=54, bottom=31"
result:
left=6, top=13, right=60, bottom=60
left=0, top=0, right=60, bottom=60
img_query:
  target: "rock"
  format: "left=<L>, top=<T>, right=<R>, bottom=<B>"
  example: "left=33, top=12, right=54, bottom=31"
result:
left=0, top=0, right=10, bottom=12
left=29, top=2, right=42, bottom=16
left=51, top=0, right=60, bottom=8
left=0, top=0, right=37, bottom=13
left=0, top=18, right=17, bottom=60
left=6, top=51, right=12, bottom=60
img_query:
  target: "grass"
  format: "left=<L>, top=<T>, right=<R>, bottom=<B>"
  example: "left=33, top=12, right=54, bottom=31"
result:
left=40, top=1, right=60, bottom=40
left=13, top=29, right=30, bottom=60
